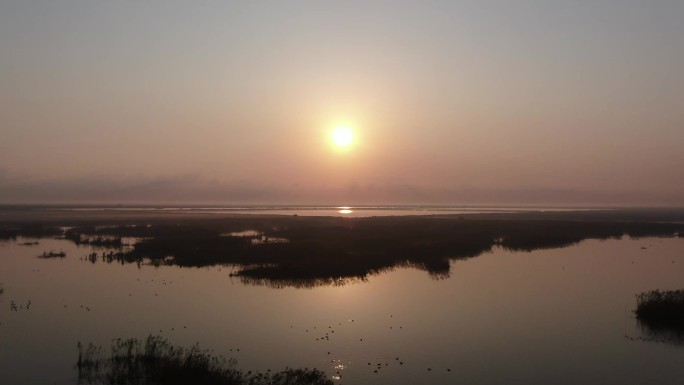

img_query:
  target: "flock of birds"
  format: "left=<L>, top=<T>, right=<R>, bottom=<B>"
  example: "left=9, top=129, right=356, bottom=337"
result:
left=287, top=314, right=456, bottom=380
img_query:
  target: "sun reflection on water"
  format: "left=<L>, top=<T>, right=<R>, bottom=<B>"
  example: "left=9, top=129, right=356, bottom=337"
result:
left=338, top=207, right=353, bottom=215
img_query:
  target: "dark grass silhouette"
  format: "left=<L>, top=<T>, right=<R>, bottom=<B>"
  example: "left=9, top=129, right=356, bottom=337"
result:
left=77, top=335, right=333, bottom=385
left=72, top=217, right=683, bottom=286
left=4, top=210, right=684, bottom=287
left=634, top=290, right=684, bottom=345
left=0, top=223, right=63, bottom=239
left=635, top=290, right=684, bottom=329
left=38, top=250, right=66, bottom=258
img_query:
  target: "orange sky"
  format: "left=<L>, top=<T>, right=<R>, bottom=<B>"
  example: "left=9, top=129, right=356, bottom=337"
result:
left=1, top=1, right=683, bottom=205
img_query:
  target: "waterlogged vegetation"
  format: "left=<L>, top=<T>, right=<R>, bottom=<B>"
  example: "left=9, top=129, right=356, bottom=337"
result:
left=633, top=290, right=684, bottom=345
left=38, top=250, right=66, bottom=258
left=76, top=335, right=333, bottom=385
left=636, top=290, right=684, bottom=329
left=3, top=211, right=684, bottom=287
left=0, top=223, right=63, bottom=239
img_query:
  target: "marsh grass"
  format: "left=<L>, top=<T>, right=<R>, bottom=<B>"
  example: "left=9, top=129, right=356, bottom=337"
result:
left=0, top=224, right=63, bottom=239
left=76, top=336, right=333, bottom=385
left=78, top=217, right=683, bottom=285
left=635, top=290, right=684, bottom=329
left=634, top=290, right=684, bottom=344
left=38, top=250, right=66, bottom=258
left=8, top=213, right=684, bottom=287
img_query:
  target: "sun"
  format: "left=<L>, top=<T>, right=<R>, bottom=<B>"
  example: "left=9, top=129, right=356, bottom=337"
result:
left=331, top=125, right=354, bottom=148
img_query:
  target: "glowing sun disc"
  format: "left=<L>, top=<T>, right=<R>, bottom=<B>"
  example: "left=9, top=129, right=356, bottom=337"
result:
left=332, top=126, right=354, bottom=147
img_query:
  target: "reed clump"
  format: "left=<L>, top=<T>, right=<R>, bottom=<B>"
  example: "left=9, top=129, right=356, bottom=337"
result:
left=77, top=335, right=333, bottom=385
left=38, top=250, right=66, bottom=258
left=635, top=290, right=684, bottom=329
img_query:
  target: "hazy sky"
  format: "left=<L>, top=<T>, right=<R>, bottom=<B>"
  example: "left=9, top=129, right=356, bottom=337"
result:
left=1, top=1, right=683, bottom=205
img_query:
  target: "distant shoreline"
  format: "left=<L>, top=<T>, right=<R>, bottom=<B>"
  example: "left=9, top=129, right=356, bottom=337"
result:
left=1, top=205, right=683, bottom=224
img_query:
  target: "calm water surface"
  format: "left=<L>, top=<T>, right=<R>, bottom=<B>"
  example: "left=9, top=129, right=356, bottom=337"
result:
left=1, top=236, right=683, bottom=384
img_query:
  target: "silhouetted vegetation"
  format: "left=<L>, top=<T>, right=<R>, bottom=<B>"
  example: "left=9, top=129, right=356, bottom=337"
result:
left=38, top=250, right=66, bottom=258
left=634, top=290, right=684, bottom=345
left=4, top=209, right=684, bottom=287
left=0, top=224, right=62, bottom=240
left=76, top=335, right=333, bottom=385
left=64, top=228, right=124, bottom=248
left=635, top=290, right=684, bottom=329
left=76, top=217, right=683, bottom=286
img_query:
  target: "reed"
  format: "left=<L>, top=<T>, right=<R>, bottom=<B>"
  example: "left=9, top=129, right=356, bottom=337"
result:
left=76, top=336, right=333, bottom=385
left=9, top=212, right=684, bottom=287
left=73, top=217, right=684, bottom=287
left=38, top=250, right=66, bottom=258
left=635, top=290, right=684, bottom=326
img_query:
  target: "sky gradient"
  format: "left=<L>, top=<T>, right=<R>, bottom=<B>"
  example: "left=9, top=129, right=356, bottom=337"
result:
left=1, top=1, right=683, bottom=205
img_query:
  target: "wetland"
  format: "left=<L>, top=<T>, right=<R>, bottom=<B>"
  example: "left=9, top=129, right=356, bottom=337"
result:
left=1, top=207, right=684, bottom=384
